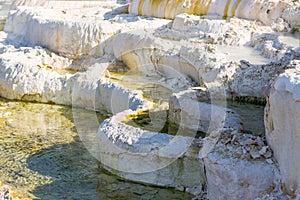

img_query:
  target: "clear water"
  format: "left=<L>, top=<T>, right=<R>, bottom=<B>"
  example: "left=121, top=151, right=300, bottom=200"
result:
left=0, top=98, right=192, bottom=199
left=226, top=101, right=265, bottom=134
left=215, top=45, right=270, bottom=65
left=0, top=73, right=265, bottom=199
left=277, top=32, right=300, bottom=48
left=110, top=71, right=266, bottom=135
left=109, top=71, right=175, bottom=102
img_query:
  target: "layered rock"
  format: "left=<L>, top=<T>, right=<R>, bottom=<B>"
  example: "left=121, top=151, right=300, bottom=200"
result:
left=0, top=32, right=152, bottom=113
left=265, top=65, right=300, bottom=197
left=5, top=4, right=298, bottom=102
left=4, top=5, right=169, bottom=58
left=11, top=0, right=106, bottom=9
left=282, top=6, right=300, bottom=30
left=97, top=109, right=205, bottom=195
left=168, top=88, right=243, bottom=132
left=0, top=0, right=299, bottom=198
left=201, top=128, right=279, bottom=200
left=129, top=0, right=290, bottom=25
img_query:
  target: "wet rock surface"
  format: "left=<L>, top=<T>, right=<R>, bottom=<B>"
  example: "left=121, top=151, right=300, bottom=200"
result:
left=0, top=0, right=299, bottom=199
left=0, top=98, right=192, bottom=199
left=97, top=109, right=205, bottom=195
left=97, top=169, right=193, bottom=200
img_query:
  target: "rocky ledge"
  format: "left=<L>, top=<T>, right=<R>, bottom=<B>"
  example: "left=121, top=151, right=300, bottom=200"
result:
left=0, top=0, right=300, bottom=199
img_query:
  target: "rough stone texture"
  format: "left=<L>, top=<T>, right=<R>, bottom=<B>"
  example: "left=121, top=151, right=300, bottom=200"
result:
left=0, top=32, right=152, bottom=113
left=202, top=129, right=279, bottom=200
left=265, top=66, right=300, bottom=197
left=282, top=6, right=300, bottom=30
left=204, top=153, right=278, bottom=200
left=4, top=5, right=299, bottom=103
left=11, top=0, right=106, bottom=9
left=4, top=5, right=169, bottom=58
left=169, top=88, right=243, bottom=132
left=129, top=0, right=288, bottom=25
left=0, top=1, right=299, bottom=198
left=94, top=14, right=300, bottom=101
left=165, top=14, right=258, bottom=45
left=97, top=109, right=205, bottom=195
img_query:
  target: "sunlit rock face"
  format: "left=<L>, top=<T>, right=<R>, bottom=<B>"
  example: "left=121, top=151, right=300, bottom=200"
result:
left=0, top=32, right=152, bottom=113
left=129, top=0, right=288, bottom=25
left=282, top=7, right=300, bottom=29
left=168, top=88, right=243, bottom=132
left=265, top=66, right=300, bottom=197
left=97, top=109, right=205, bottom=195
left=4, top=6, right=169, bottom=58
left=11, top=0, right=108, bottom=9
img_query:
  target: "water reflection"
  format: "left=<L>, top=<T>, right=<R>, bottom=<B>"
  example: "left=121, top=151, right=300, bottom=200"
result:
left=0, top=98, right=193, bottom=199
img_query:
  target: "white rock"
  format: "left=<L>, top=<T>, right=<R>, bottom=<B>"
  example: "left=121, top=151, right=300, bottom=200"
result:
left=204, top=150, right=279, bottom=200
left=168, top=89, right=243, bottom=133
left=0, top=34, right=152, bottom=113
left=282, top=7, right=300, bottom=29
left=265, top=68, right=300, bottom=196
left=129, top=0, right=287, bottom=25
left=96, top=109, right=205, bottom=195
left=12, top=0, right=109, bottom=9
left=4, top=6, right=170, bottom=58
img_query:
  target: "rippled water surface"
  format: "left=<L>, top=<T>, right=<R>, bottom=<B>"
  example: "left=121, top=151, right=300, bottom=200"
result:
left=0, top=98, right=192, bottom=199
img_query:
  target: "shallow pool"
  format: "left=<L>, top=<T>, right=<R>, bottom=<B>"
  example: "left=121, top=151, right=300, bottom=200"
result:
left=0, top=98, right=192, bottom=199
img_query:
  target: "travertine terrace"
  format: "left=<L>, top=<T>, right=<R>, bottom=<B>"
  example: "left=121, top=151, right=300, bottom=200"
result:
left=0, top=0, right=300, bottom=199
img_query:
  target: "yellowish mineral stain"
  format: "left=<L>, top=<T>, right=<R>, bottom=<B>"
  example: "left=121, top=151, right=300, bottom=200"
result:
left=133, top=0, right=252, bottom=19
left=223, top=0, right=232, bottom=18
left=138, top=0, right=145, bottom=15
left=231, top=0, right=242, bottom=17
left=136, top=0, right=215, bottom=18
left=163, top=0, right=182, bottom=19
left=193, top=0, right=212, bottom=16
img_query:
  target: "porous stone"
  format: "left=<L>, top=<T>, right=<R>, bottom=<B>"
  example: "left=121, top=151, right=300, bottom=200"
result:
left=97, top=109, right=205, bottom=195
left=265, top=67, right=300, bottom=197
left=168, top=88, right=243, bottom=133
left=202, top=129, right=279, bottom=200
left=129, top=0, right=287, bottom=25
left=0, top=33, right=152, bottom=113
left=4, top=5, right=169, bottom=58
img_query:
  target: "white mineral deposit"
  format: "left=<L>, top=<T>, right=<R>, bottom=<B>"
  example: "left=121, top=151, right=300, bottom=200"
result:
left=0, top=0, right=299, bottom=199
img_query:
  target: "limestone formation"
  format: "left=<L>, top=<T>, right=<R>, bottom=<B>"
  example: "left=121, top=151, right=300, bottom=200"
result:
left=129, top=0, right=289, bottom=25
left=97, top=109, right=205, bottom=195
left=265, top=65, right=300, bottom=197
left=0, top=33, right=152, bottom=112
left=0, top=0, right=299, bottom=199
left=4, top=5, right=169, bottom=58
left=169, top=88, right=243, bottom=132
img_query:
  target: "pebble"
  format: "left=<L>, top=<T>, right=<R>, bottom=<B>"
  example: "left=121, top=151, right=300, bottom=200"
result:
left=0, top=112, right=11, bottom=118
left=0, top=185, right=10, bottom=200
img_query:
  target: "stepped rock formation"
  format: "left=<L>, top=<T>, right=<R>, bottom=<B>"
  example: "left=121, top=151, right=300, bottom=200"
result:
left=0, top=0, right=300, bottom=199
left=129, top=0, right=289, bottom=25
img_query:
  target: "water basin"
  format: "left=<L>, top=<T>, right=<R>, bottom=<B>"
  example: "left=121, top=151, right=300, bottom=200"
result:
left=277, top=32, right=300, bottom=48
left=0, top=98, right=193, bottom=199
left=215, top=45, right=270, bottom=65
